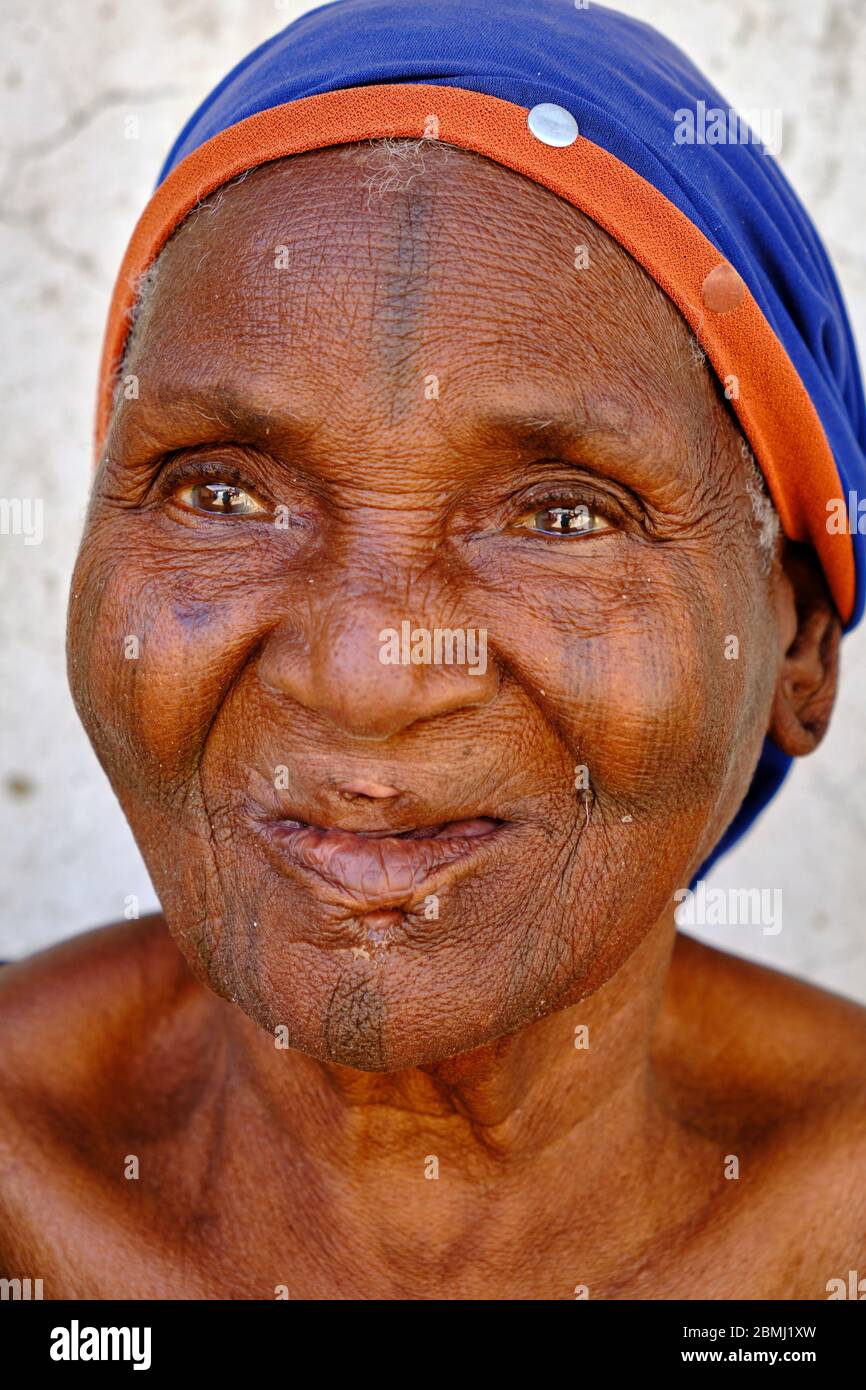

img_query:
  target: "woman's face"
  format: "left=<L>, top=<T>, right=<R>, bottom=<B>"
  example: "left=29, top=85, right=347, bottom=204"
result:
left=68, top=145, right=788, bottom=1069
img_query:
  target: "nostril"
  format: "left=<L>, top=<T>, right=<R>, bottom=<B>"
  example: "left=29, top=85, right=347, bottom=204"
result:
left=335, top=779, right=403, bottom=800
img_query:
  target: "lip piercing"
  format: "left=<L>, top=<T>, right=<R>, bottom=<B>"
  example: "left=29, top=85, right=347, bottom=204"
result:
left=335, top=780, right=402, bottom=799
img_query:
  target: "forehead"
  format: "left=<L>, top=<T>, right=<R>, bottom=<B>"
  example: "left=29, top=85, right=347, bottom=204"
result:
left=119, top=145, right=727, bottom=466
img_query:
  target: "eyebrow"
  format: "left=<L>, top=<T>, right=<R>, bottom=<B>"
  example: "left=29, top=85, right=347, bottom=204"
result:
left=454, top=399, right=691, bottom=509
left=112, top=381, right=670, bottom=492
left=443, top=397, right=671, bottom=487
left=466, top=403, right=636, bottom=449
left=113, top=383, right=325, bottom=454
left=121, top=380, right=641, bottom=438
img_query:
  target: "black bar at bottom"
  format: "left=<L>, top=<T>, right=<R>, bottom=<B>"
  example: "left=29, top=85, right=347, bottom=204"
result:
left=0, top=1296, right=860, bottom=1374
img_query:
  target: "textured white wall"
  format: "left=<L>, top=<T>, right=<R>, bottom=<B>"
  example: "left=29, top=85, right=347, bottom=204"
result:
left=1, top=0, right=864, bottom=999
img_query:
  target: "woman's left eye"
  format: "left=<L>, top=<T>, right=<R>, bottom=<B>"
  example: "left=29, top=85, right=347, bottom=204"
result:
left=514, top=502, right=610, bottom=537
left=174, top=481, right=267, bottom=517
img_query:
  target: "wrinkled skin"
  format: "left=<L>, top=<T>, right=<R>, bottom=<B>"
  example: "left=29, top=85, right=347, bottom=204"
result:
left=68, top=145, right=825, bottom=1067
left=1, top=143, right=864, bottom=1300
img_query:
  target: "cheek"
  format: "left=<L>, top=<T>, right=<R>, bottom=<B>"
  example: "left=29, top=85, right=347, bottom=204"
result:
left=490, top=543, right=771, bottom=826
left=65, top=509, right=778, bottom=1065
left=67, top=521, right=276, bottom=793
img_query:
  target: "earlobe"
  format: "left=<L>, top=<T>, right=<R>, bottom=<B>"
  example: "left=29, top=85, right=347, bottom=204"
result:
left=768, top=543, right=841, bottom=757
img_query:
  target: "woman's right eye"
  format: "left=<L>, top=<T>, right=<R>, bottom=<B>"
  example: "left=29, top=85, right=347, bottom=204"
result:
left=173, top=481, right=267, bottom=517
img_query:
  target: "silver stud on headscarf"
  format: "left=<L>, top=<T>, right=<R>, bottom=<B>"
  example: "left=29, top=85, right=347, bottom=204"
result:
left=527, top=103, right=579, bottom=147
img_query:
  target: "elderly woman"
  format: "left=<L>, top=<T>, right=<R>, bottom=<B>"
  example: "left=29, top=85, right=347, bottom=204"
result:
left=1, top=0, right=865, bottom=1302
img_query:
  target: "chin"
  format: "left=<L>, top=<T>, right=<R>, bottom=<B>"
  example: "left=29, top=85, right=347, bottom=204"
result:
left=159, top=876, right=628, bottom=1072
left=134, top=799, right=692, bottom=1071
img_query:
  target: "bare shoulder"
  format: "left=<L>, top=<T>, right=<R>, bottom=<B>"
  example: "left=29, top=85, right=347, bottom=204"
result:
left=0, top=917, right=229, bottom=1289
left=655, top=932, right=866, bottom=1278
left=0, top=912, right=186, bottom=1008
left=657, top=930, right=866, bottom=1116
left=0, top=915, right=218, bottom=1145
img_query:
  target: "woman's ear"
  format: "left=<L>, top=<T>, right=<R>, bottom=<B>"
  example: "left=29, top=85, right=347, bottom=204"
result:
left=768, top=542, right=842, bottom=757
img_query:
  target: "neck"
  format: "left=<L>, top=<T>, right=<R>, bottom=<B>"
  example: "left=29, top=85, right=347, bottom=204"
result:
left=211, top=910, right=712, bottom=1291
left=222, top=908, right=679, bottom=1169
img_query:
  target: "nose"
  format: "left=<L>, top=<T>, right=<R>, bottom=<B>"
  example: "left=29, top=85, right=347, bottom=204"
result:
left=258, top=596, right=499, bottom=740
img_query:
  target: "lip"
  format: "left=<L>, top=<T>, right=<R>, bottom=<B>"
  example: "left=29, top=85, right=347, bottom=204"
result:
left=257, top=815, right=508, bottom=908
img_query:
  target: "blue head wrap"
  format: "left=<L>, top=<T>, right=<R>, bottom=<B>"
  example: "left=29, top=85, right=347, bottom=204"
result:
left=103, top=0, right=866, bottom=875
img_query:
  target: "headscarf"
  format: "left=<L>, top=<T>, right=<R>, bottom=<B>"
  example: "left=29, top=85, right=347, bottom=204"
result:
left=95, top=0, right=866, bottom=874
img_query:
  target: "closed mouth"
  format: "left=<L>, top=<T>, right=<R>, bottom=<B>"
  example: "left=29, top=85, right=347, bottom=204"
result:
left=258, top=815, right=508, bottom=907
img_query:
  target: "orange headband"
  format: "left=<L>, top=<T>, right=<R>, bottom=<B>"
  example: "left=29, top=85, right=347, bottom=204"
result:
left=95, top=83, right=855, bottom=622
